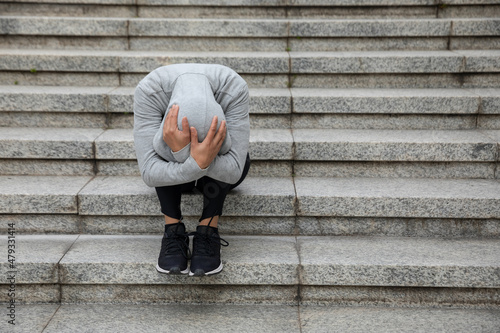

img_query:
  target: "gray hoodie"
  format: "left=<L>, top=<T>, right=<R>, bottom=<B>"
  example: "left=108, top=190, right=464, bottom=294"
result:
left=133, top=64, right=250, bottom=187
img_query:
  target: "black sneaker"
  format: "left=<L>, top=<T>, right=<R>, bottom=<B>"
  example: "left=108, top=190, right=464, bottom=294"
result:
left=189, top=225, right=229, bottom=276
left=156, top=222, right=190, bottom=275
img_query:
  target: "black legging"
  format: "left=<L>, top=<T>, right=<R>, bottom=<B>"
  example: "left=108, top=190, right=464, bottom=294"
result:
left=155, top=154, right=251, bottom=221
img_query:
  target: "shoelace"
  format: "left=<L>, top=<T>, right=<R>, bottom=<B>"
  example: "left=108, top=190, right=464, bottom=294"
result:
left=161, top=231, right=191, bottom=259
left=189, top=231, right=229, bottom=256
left=189, top=213, right=229, bottom=256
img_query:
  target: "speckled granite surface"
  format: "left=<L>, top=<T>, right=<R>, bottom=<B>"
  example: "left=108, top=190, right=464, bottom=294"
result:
left=0, top=176, right=92, bottom=214
left=1, top=2, right=500, bottom=327
left=295, top=177, right=500, bottom=218
left=59, top=235, right=299, bottom=285
left=0, top=127, right=104, bottom=159
left=2, top=304, right=499, bottom=333
left=298, top=236, right=500, bottom=287
left=0, top=235, right=78, bottom=283
left=2, top=234, right=498, bottom=290
left=78, top=176, right=296, bottom=216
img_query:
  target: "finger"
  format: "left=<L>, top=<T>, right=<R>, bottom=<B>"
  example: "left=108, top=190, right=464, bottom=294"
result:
left=166, top=104, right=175, bottom=119
left=181, top=116, right=189, bottom=134
left=204, top=116, right=218, bottom=142
left=215, top=120, right=227, bottom=145
left=165, top=106, right=172, bottom=129
left=172, top=104, right=179, bottom=118
left=166, top=105, right=175, bottom=129
left=190, top=127, right=198, bottom=147
left=164, top=107, right=172, bottom=130
left=163, top=114, right=169, bottom=130
left=172, top=104, right=182, bottom=130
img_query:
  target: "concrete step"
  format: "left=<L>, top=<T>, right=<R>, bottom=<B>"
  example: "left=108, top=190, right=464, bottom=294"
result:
left=291, top=88, right=500, bottom=130
left=11, top=49, right=499, bottom=73
left=2, top=86, right=499, bottom=130
left=1, top=0, right=498, bottom=321
left=3, top=0, right=499, bottom=6
left=1, top=16, right=497, bottom=38
left=0, top=127, right=293, bottom=161
left=95, top=128, right=499, bottom=164
left=293, top=129, right=498, bottom=162
left=0, top=127, right=498, bottom=178
left=7, top=152, right=496, bottom=180
left=288, top=18, right=500, bottom=51
left=7, top=304, right=500, bottom=333
left=1, top=176, right=500, bottom=236
left=0, top=49, right=290, bottom=88
left=2, top=127, right=497, bottom=162
left=1, top=49, right=498, bottom=88
left=291, top=51, right=500, bottom=89
left=3, top=69, right=498, bottom=90
left=0, top=49, right=287, bottom=74
left=4, top=86, right=499, bottom=114
left=1, top=0, right=499, bottom=19
left=76, top=176, right=500, bottom=219
left=1, top=234, right=499, bottom=306
left=295, top=176, right=500, bottom=219
left=292, top=88, right=500, bottom=114
left=2, top=175, right=500, bottom=219
left=3, top=33, right=499, bottom=52
left=291, top=50, right=500, bottom=74
left=0, top=85, right=290, bottom=113
left=0, top=175, right=296, bottom=216
left=0, top=176, right=92, bottom=214
left=3, top=211, right=500, bottom=238
left=0, top=49, right=500, bottom=74
left=0, top=127, right=105, bottom=160
left=0, top=85, right=291, bottom=129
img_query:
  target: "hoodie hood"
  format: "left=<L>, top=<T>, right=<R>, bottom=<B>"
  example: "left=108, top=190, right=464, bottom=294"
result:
left=153, top=73, right=232, bottom=160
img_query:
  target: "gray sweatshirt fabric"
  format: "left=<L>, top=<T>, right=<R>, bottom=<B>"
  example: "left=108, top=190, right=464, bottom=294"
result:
left=133, top=64, right=250, bottom=188
left=153, top=72, right=232, bottom=158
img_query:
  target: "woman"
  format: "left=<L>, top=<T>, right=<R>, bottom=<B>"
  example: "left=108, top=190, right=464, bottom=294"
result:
left=133, top=64, right=250, bottom=276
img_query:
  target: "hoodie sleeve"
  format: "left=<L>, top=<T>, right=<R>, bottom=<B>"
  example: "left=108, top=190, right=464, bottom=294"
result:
left=206, top=86, right=250, bottom=184
left=133, top=85, right=208, bottom=187
left=171, top=143, right=191, bottom=163
left=153, top=114, right=189, bottom=163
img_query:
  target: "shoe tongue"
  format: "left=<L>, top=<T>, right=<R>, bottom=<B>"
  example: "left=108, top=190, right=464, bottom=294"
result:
left=196, top=225, right=218, bottom=236
left=165, top=222, right=185, bottom=236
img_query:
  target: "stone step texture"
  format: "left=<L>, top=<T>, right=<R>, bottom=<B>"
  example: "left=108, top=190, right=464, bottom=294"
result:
left=2, top=175, right=500, bottom=237
left=1, top=234, right=499, bottom=307
left=0, top=127, right=498, bottom=179
left=1, top=49, right=499, bottom=74
left=1, top=17, right=498, bottom=51
left=1, top=175, right=497, bottom=219
left=1, top=0, right=500, bottom=318
left=1, top=49, right=499, bottom=88
left=8, top=304, right=500, bottom=333
left=1, top=0, right=499, bottom=20
left=2, top=87, right=499, bottom=130
left=2, top=127, right=499, bottom=162
left=2, top=18, right=497, bottom=37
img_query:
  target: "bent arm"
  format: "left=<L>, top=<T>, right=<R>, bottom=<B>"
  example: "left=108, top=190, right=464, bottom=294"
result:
left=133, top=85, right=208, bottom=187
left=206, top=87, right=250, bottom=184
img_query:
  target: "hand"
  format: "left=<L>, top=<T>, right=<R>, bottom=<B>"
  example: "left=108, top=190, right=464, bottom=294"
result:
left=162, top=104, right=190, bottom=152
left=190, top=116, right=226, bottom=169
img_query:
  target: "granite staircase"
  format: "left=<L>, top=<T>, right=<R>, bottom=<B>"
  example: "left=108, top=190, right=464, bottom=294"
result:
left=1, top=0, right=500, bottom=332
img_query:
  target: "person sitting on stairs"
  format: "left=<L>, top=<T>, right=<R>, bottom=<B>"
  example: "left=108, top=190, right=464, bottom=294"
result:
left=133, top=63, right=251, bottom=276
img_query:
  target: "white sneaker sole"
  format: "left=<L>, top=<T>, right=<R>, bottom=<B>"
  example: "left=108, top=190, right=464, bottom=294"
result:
left=156, top=263, right=189, bottom=275
left=189, top=262, right=223, bottom=276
